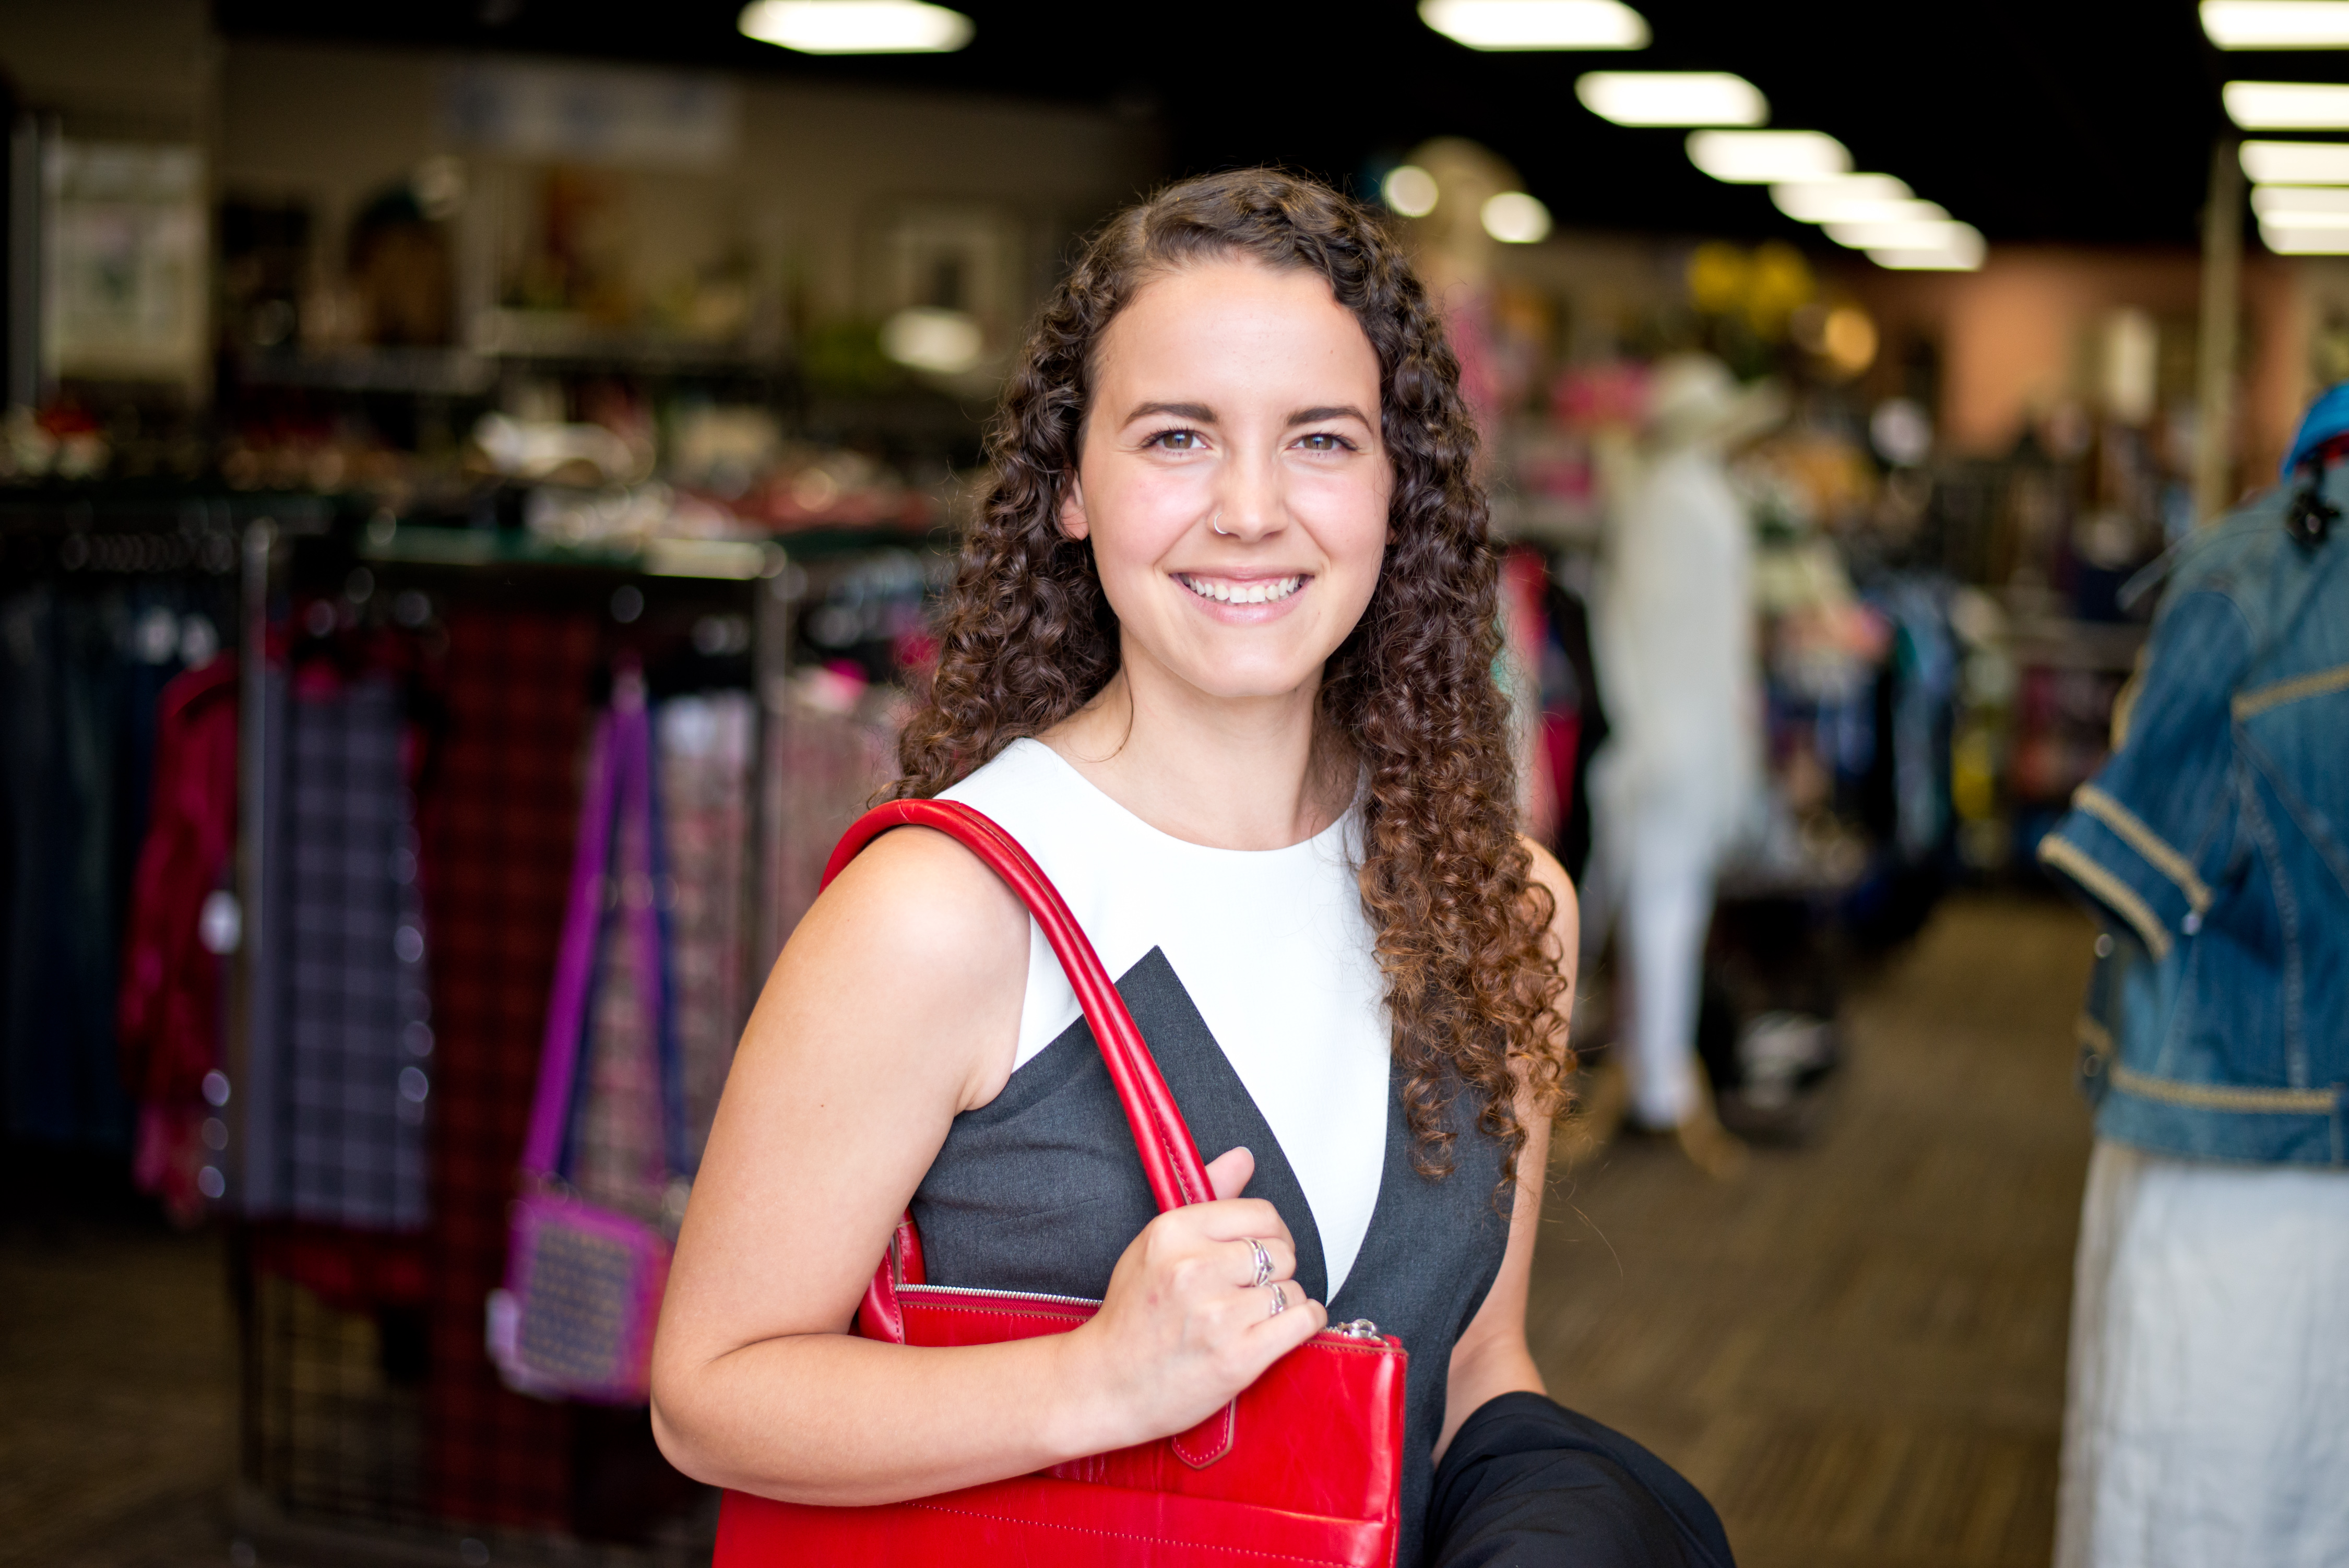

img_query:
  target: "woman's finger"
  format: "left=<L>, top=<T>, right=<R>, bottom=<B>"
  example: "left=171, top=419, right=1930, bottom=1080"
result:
left=1203, top=1146, right=1254, bottom=1201
left=1240, top=1290, right=1328, bottom=1359
left=1174, top=1196, right=1290, bottom=1248
left=1224, top=1234, right=1297, bottom=1289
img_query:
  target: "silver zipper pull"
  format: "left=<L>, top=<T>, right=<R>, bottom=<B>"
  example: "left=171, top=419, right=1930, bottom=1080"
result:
left=1327, top=1318, right=1382, bottom=1339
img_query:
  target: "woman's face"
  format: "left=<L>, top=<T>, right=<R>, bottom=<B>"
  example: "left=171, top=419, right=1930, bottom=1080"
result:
left=1061, top=257, right=1391, bottom=705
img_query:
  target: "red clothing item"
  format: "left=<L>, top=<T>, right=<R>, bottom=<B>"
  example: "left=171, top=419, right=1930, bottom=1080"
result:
left=117, top=655, right=238, bottom=1221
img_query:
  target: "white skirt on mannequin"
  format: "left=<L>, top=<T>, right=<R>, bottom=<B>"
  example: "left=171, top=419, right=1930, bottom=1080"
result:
left=2057, top=1140, right=2349, bottom=1568
left=1605, top=802, right=1714, bottom=1129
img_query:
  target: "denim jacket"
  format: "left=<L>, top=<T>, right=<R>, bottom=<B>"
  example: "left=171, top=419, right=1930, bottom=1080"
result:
left=2038, top=469, right=2349, bottom=1166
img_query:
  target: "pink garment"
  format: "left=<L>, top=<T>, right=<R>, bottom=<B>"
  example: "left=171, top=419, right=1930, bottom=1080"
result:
left=116, top=656, right=238, bottom=1224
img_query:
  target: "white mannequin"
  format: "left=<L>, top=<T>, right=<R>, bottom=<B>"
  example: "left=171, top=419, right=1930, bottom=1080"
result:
left=1589, top=355, right=1773, bottom=1164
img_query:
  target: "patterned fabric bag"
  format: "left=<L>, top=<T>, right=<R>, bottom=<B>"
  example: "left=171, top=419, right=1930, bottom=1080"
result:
left=487, top=667, right=688, bottom=1404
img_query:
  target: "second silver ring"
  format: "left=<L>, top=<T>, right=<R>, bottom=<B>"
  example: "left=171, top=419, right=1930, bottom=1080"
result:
left=1245, top=1237, right=1273, bottom=1289
left=1265, top=1281, right=1288, bottom=1318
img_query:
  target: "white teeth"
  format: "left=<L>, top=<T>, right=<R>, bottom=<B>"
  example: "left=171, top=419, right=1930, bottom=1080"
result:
left=1179, top=575, right=1302, bottom=605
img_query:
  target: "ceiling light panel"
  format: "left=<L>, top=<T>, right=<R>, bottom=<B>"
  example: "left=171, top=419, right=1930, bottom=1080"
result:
left=2241, top=139, right=2349, bottom=182
left=1869, top=244, right=1985, bottom=271
left=2262, top=223, right=2349, bottom=252
left=1824, top=218, right=1984, bottom=255
left=2224, top=80, right=2349, bottom=128
left=1419, top=0, right=1651, bottom=50
left=1769, top=174, right=1914, bottom=221
left=1575, top=72, right=1766, bottom=126
left=737, top=0, right=974, bottom=54
left=2252, top=183, right=2349, bottom=222
left=1482, top=191, right=1555, bottom=242
left=1383, top=164, right=1440, bottom=217
left=2203, top=1, right=2349, bottom=47
left=1687, top=129, right=1850, bottom=183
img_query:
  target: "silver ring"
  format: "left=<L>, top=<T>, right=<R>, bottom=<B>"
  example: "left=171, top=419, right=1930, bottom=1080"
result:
left=1212, top=510, right=1231, bottom=536
left=1245, top=1238, right=1272, bottom=1289
left=1265, top=1282, right=1288, bottom=1318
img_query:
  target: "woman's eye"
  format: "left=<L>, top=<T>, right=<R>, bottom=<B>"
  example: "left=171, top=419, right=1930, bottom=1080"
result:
left=1296, top=433, right=1350, bottom=453
left=1148, top=429, right=1203, bottom=450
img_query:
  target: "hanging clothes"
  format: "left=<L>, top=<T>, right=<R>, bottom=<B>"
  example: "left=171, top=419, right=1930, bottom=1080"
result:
left=117, top=654, right=240, bottom=1223
left=272, top=668, right=433, bottom=1230
left=1, top=585, right=184, bottom=1155
left=656, top=692, right=753, bottom=1165
left=1498, top=545, right=1610, bottom=883
left=421, top=608, right=600, bottom=1531
left=1500, top=547, right=1562, bottom=847
left=1543, top=572, right=1609, bottom=885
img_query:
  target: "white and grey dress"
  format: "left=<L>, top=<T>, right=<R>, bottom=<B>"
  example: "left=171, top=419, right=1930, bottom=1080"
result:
left=920, top=739, right=1512, bottom=1566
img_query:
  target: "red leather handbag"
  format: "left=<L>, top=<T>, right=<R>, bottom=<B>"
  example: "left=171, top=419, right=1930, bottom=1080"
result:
left=714, top=798, right=1407, bottom=1567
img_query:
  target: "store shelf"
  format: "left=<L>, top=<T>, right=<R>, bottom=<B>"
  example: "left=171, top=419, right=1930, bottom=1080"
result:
left=359, top=524, right=782, bottom=580
left=234, top=347, right=496, bottom=396
left=470, top=310, right=781, bottom=373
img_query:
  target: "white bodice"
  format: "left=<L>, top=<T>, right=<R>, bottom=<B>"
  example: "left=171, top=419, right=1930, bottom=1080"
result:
left=940, top=739, right=1392, bottom=1294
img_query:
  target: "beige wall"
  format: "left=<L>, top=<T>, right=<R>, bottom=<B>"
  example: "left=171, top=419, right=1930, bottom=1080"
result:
left=215, top=40, right=1157, bottom=327
left=1843, top=245, right=2316, bottom=490
left=0, top=0, right=213, bottom=137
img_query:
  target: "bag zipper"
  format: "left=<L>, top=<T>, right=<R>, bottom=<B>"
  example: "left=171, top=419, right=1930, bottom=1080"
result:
left=898, top=1282, right=1102, bottom=1307
left=899, top=1282, right=1385, bottom=1343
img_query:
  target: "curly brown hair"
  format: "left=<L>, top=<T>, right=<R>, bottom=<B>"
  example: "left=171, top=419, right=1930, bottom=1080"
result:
left=892, top=168, right=1570, bottom=1187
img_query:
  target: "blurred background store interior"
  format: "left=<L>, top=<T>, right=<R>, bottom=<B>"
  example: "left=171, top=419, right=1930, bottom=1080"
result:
left=0, top=2, right=2332, bottom=1565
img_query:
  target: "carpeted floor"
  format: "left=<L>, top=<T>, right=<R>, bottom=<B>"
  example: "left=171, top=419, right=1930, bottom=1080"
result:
left=1530, top=892, right=2096, bottom=1568
left=0, top=1217, right=235, bottom=1567
left=0, top=890, right=2095, bottom=1567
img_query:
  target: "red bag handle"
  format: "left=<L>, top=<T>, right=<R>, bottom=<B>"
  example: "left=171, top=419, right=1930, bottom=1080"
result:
left=821, top=799, right=1216, bottom=1340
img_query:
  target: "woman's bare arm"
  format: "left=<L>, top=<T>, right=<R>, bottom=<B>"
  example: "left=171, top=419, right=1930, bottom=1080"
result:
left=1434, top=836, right=1580, bottom=1460
left=648, top=826, right=1324, bottom=1504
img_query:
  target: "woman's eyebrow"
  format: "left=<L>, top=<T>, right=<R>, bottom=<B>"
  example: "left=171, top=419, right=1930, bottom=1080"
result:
left=1125, top=400, right=1217, bottom=425
left=1288, top=404, right=1373, bottom=427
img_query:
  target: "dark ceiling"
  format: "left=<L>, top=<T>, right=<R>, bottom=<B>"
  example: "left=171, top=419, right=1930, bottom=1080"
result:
left=216, top=1, right=2347, bottom=248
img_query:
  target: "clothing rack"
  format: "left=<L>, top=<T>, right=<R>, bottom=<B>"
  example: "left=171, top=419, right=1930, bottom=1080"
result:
left=175, top=502, right=936, bottom=1563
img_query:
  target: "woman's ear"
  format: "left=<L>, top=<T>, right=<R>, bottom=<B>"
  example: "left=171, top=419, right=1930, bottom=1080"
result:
left=1057, top=474, right=1091, bottom=541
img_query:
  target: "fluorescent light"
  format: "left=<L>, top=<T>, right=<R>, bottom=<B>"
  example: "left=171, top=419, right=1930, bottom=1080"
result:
left=2224, top=80, right=2349, bottom=128
left=1823, top=198, right=1950, bottom=227
left=880, top=307, right=983, bottom=373
left=1574, top=72, right=1765, bottom=126
left=1481, top=191, right=1553, bottom=243
left=2243, top=139, right=2349, bottom=181
left=1687, top=129, right=1849, bottom=183
left=1770, top=174, right=1914, bottom=221
left=1383, top=164, right=1440, bottom=217
left=1869, top=245, right=1984, bottom=272
left=1419, top=0, right=1650, bottom=50
left=2253, top=182, right=2349, bottom=221
left=738, top=0, right=973, bottom=53
left=2203, top=1, right=2349, bottom=47
left=1826, top=218, right=1984, bottom=257
left=2262, top=223, right=2349, bottom=251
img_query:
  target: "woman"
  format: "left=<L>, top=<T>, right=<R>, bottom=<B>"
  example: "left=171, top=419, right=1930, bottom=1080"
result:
left=652, top=169, right=1729, bottom=1567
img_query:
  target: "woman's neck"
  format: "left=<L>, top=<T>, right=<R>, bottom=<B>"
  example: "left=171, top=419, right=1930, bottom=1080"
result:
left=1040, top=650, right=1344, bottom=852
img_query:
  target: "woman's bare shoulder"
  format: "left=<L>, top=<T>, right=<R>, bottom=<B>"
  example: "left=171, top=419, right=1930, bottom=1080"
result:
left=1517, top=834, right=1579, bottom=930
left=755, top=822, right=1031, bottom=1108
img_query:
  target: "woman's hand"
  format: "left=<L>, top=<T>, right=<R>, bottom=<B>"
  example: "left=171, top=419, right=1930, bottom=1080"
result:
left=1056, top=1147, right=1330, bottom=1452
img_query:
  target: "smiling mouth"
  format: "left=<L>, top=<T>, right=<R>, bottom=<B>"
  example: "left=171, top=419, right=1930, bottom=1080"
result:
left=1175, top=574, right=1306, bottom=605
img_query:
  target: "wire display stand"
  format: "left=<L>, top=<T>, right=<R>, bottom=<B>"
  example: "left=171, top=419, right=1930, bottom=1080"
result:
left=215, top=507, right=932, bottom=1565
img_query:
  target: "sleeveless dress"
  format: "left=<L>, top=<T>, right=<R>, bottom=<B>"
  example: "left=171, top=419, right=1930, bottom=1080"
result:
left=921, top=739, right=1511, bottom=1567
